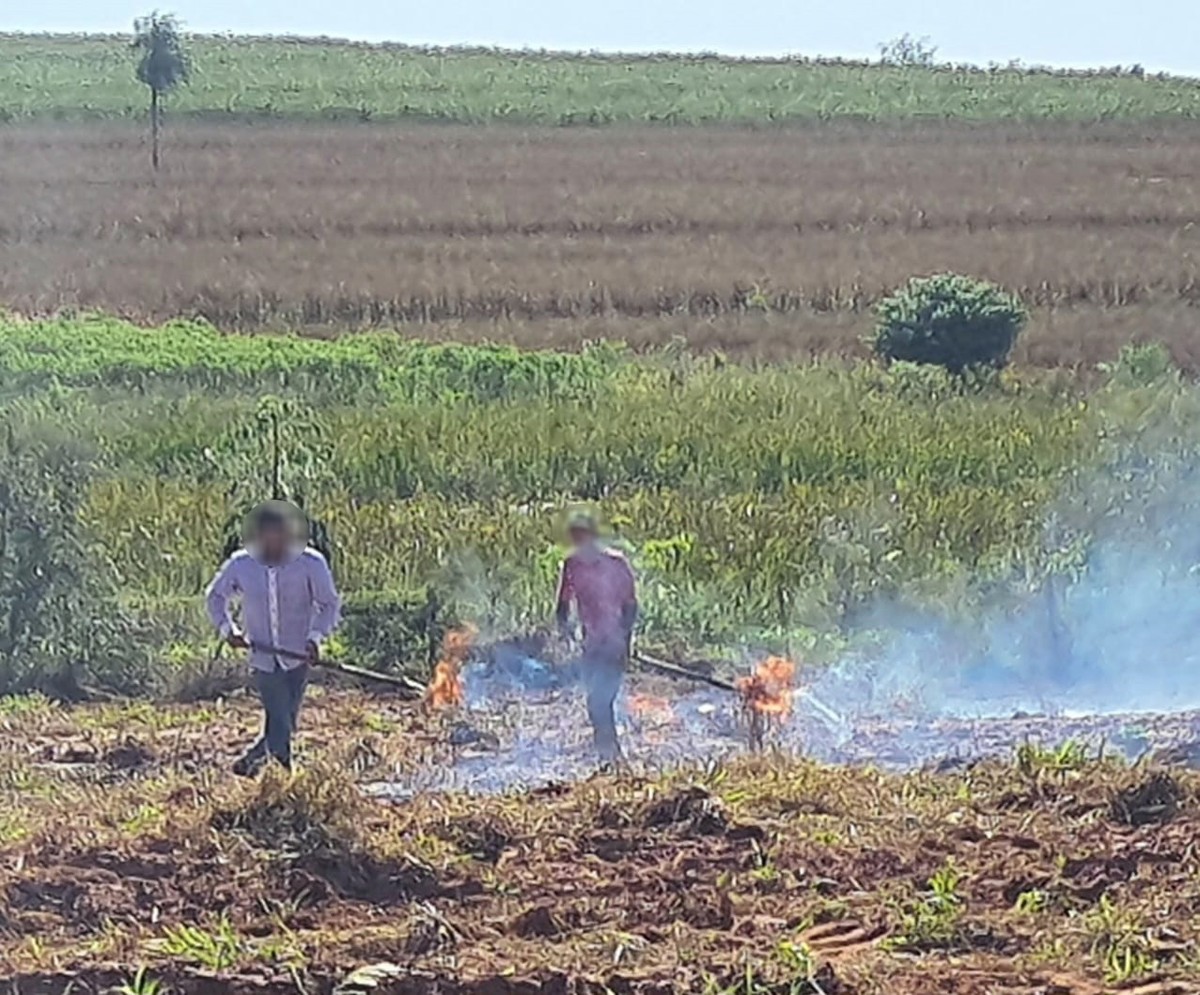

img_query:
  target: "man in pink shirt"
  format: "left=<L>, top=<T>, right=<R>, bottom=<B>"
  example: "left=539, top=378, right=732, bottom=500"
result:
left=555, top=509, right=638, bottom=761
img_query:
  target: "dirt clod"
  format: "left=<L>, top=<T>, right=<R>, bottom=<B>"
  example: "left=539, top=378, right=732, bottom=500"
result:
left=511, top=905, right=567, bottom=939
left=640, top=786, right=728, bottom=835
left=103, top=737, right=155, bottom=771
left=438, top=815, right=515, bottom=864
left=1111, top=771, right=1185, bottom=826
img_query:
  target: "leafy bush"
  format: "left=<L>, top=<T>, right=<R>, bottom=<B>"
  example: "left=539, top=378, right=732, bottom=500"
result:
left=337, top=590, right=446, bottom=678
left=1103, top=341, right=1176, bottom=387
left=872, top=274, right=1028, bottom=374
left=0, top=425, right=146, bottom=695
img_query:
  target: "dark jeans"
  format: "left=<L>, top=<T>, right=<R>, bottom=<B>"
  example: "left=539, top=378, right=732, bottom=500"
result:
left=243, top=663, right=309, bottom=770
left=582, top=641, right=626, bottom=761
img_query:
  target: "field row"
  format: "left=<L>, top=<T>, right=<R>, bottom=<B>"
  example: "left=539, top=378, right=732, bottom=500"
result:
left=0, top=314, right=616, bottom=399
left=4, top=34, right=1198, bottom=124
left=2, top=122, right=1199, bottom=366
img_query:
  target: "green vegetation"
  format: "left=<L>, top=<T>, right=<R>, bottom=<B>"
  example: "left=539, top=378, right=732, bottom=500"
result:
left=2, top=314, right=1197, bottom=693
left=0, top=421, right=135, bottom=695
left=872, top=273, right=1028, bottom=374
left=0, top=315, right=616, bottom=400
left=1084, top=897, right=1158, bottom=984
left=886, top=860, right=965, bottom=951
left=2, top=34, right=1198, bottom=124
left=154, top=918, right=247, bottom=971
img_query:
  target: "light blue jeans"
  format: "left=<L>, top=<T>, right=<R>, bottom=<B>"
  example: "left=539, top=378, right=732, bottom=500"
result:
left=582, top=641, right=626, bottom=760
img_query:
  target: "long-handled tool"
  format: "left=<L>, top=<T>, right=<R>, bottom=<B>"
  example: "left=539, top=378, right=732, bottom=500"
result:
left=635, top=651, right=845, bottom=727
left=248, top=643, right=424, bottom=696
left=634, top=651, right=738, bottom=692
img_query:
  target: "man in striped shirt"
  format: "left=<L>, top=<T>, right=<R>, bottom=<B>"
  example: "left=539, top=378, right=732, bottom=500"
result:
left=205, top=502, right=341, bottom=775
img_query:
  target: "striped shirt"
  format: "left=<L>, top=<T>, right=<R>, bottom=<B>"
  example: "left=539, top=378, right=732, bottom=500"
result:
left=205, top=547, right=341, bottom=672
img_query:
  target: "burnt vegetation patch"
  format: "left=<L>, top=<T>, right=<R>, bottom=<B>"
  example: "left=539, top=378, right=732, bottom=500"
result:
left=1110, top=770, right=1186, bottom=827
left=434, top=814, right=516, bottom=864
left=639, top=785, right=730, bottom=835
left=3, top=693, right=1200, bottom=993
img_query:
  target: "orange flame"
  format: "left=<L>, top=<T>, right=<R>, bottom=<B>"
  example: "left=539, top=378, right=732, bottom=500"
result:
left=628, top=693, right=676, bottom=746
left=628, top=693, right=676, bottom=723
left=736, top=656, right=797, bottom=718
left=424, top=625, right=476, bottom=709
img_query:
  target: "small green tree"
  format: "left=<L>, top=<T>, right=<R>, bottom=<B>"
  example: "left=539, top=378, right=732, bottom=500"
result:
left=217, top=397, right=336, bottom=566
left=133, top=12, right=190, bottom=171
left=872, top=273, right=1028, bottom=375
left=878, top=33, right=938, bottom=67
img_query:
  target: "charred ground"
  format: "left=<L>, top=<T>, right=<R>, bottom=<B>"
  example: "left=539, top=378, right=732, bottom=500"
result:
left=1, top=686, right=1198, bottom=995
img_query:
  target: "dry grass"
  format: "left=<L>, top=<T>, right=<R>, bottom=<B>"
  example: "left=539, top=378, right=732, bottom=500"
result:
left=2, top=120, right=1199, bottom=368
left=1, top=687, right=1197, bottom=995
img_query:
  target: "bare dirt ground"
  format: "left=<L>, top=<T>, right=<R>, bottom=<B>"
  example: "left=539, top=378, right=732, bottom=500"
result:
left=2, top=120, right=1199, bottom=367
left=1, top=673, right=1198, bottom=995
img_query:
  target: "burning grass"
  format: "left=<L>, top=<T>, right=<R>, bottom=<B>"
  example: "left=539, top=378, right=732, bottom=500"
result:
left=423, top=626, right=476, bottom=709
left=1, top=688, right=1198, bottom=995
left=737, top=655, right=798, bottom=749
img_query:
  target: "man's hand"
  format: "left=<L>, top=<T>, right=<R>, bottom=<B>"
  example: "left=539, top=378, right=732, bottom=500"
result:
left=227, top=631, right=250, bottom=650
left=304, top=641, right=321, bottom=664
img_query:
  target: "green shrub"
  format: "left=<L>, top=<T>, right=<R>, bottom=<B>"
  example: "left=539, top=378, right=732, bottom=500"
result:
left=872, top=274, right=1028, bottom=374
left=0, top=425, right=147, bottom=695
left=1103, top=341, right=1176, bottom=387
left=337, top=590, right=446, bottom=678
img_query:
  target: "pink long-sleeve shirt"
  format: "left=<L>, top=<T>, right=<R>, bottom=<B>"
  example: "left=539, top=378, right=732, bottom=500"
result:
left=555, top=546, right=637, bottom=651
left=205, top=547, right=341, bottom=672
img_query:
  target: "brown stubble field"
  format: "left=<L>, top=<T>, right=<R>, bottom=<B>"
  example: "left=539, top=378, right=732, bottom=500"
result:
left=1, top=119, right=1198, bottom=367
left=2, top=688, right=1198, bottom=995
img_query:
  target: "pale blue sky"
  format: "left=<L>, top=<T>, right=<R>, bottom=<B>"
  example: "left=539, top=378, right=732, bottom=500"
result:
left=4, top=0, right=1198, bottom=75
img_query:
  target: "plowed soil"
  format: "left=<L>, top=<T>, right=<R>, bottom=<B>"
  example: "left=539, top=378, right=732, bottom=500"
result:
left=4, top=120, right=1200, bottom=368
left=1, top=680, right=1198, bottom=995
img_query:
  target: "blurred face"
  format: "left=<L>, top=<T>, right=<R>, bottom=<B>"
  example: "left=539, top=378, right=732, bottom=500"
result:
left=255, top=521, right=290, bottom=561
left=567, top=525, right=596, bottom=550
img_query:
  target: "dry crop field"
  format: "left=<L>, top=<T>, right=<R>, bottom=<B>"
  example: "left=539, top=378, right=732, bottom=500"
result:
left=1, top=687, right=1198, bottom=995
left=1, top=119, right=1199, bottom=367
